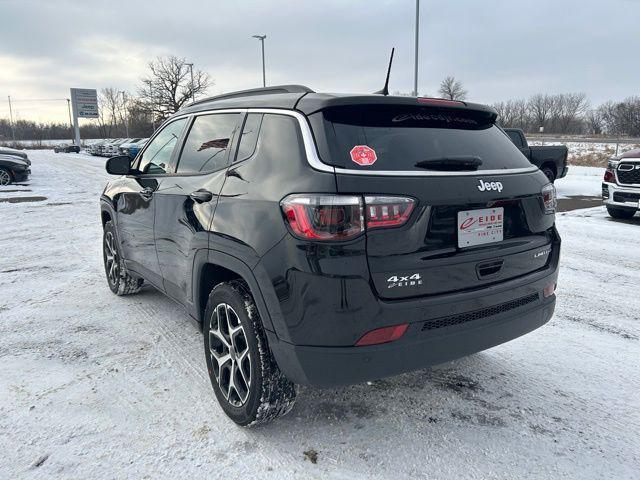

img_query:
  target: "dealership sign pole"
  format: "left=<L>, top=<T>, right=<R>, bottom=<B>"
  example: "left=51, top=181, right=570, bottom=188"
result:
left=70, top=88, right=99, bottom=147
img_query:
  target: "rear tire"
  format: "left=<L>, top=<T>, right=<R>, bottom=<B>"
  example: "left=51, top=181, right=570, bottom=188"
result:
left=102, top=221, right=143, bottom=295
left=204, top=280, right=296, bottom=426
left=541, top=166, right=556, bottom=183
left=606, top=206, right=636, bottom=219
left=0, top=167, right=13, bottom=186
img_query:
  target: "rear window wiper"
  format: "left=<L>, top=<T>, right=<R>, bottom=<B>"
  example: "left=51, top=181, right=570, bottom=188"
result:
left=414, top=156, right=483, bottom=171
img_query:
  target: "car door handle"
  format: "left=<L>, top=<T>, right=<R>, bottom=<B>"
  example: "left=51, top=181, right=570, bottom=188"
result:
left=190, top=189, right=213, bottom=203
left=139, top=187, right=154, bottom=199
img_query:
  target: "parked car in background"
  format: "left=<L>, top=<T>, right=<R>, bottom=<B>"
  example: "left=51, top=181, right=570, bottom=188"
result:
left=53, top=144, right=80, bottom=153
left=0, top=153, right=31, bottom=185
left=126, top=138, right=148, bottom=158
left=0, top=147, right=30, bottom=165
left=503, top=128, right=568, bottom=182
left=104, top=139, right=132, bottom=157
left=99, top=139, right=124, bottom=157
left=96, top=140, right=113, bottom=157
left=117, top=138, right=143, bottom=157
left=91, top=140, right=113, bottom=156
left=602, top=149, right=640, bottom=219
left=87, top=140, right=105, bottom=156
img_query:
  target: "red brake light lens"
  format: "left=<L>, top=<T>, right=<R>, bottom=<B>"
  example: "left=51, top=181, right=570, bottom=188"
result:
left=417, top=97, right=464, bottom=106
left=364, top=196, right=415, bottom=229
left=281, top=195, right=364, bottom=240
left=355, top=323, right=409, bottom=346
left=281, top=195, right=416, bottom=241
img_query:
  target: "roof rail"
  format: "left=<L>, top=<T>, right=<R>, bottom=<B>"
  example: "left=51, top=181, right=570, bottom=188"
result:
left=186, top=85, right=314, bottom=108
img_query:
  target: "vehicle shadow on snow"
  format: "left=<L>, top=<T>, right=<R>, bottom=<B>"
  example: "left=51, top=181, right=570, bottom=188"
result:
left=129, top=287, right=562, bottom=448
left=250, top=351, right=562, bottom=446
left=605, top=215, right=640, bottom=226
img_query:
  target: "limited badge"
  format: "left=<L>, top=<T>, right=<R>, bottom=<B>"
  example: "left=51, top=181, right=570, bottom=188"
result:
left=350, top=145, right=377, bottom=166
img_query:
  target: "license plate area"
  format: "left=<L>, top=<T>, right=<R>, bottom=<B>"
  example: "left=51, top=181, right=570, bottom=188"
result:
left=457, top=207, right=504, bottom=248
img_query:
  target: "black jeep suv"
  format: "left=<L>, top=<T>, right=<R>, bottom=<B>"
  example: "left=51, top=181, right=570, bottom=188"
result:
left=100, top=85, right=560, bottom=426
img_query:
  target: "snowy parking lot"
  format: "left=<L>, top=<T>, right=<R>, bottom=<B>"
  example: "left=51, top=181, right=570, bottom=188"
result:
left=1, top=151, right=639, bottom=479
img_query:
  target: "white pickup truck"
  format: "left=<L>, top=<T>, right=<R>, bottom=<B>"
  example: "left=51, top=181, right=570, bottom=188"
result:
left=602, top=149, right=640, bottom=219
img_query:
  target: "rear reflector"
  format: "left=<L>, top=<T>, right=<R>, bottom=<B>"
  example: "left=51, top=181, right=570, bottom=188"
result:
left=543, top=283, right=556, bottom=298
left=355, top=323, right=409, bottom=346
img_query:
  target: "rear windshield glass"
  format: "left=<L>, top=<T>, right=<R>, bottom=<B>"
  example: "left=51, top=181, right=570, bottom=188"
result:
left=310, top=105, right=531, bottom=171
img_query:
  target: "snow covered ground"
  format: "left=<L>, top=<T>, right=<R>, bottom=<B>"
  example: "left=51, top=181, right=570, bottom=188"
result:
left=0, top=151, right=638, bottom=479
left=555, top=166, right=604, bottom=198
left=529, top=140, right=640, bottom=167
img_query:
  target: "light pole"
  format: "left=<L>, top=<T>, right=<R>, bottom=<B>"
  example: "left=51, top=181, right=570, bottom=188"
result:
left=413, top=0, right=420, bottom=96
left=186, top=63, right=195, bottom=102
left=66, top=98, right=73, bottom=141
left=120, top=91, right=129, bottom=137
left=252, top=35, right=267, bottom=87
left=145, top=80, right=156, bottom=132
left=7, top=95, right=15, bottom=141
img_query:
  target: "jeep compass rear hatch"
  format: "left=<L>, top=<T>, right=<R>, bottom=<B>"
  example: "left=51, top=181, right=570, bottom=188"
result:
left=308, top=101, right=556, bottom=299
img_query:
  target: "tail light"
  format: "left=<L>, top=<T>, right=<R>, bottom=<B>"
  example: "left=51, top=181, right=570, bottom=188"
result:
left=280, top=195, right=363, bottom=240
left=541, top=184, right=557, bottom=214
left=281, top=194, right=415, bottom=241
left=364, top=196, right=415, bottom=229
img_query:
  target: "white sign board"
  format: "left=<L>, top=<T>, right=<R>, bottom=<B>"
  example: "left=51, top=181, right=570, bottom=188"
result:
left=71, top=88, right=99, bottom=118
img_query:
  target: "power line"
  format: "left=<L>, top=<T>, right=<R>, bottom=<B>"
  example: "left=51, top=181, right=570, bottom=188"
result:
left=6, top=98, right=68, bottom=103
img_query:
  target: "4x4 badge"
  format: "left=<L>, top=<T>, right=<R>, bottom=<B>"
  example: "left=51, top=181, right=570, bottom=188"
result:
left=387, top=273, right=423, bottom=289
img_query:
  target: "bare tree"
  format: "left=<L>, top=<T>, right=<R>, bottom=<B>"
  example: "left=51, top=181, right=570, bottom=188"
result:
left=512, top=99, right=529, bottom=130
left=585, top=109, right=603, bottom=135
left=438, top=76, right=467, bottom=101
left=493, top=101, right=516, bottom=127
left=555, top=93, right=589, bottom=133
left=527, top=93, right=556, bottom=130
left=493, top=99, right=530, bottom=130
left=97, top=87, right=124, bottom=138
left=139, top=56, right=211, bottom=120
left=604, top=96, right=640, bottom=137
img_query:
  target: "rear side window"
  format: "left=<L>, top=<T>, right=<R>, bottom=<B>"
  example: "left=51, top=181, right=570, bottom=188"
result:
left=235, top=113, right=263, bottom=162
left=177, top=113, right=241, bottom=173
left=310, top=105, right=532, bottom=172
left=506, top=130, right=524, bottom=148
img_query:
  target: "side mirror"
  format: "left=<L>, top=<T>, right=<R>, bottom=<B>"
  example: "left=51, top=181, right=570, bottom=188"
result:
left=106, top=155, right=132, bottom=175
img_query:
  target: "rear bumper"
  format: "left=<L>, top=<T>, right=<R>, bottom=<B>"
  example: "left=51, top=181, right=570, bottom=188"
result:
left=268, top=293, right=555, bottom=387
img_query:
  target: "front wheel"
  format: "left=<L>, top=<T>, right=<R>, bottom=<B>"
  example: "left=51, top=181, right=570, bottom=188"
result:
left=607, top=206, right=636, bottom=219
left=204, top=280, right=296, bottom=426
left=0, top=167, right=12, bottom=186
left=102, top=221, right=143, bottom=295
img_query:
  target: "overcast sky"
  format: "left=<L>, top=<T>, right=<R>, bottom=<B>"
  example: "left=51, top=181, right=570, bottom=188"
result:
left=1, top=0, right=638, bottom=123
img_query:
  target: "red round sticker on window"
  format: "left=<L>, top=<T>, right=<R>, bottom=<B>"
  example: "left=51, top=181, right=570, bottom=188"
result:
left=350, top=145, right=377, bottom=166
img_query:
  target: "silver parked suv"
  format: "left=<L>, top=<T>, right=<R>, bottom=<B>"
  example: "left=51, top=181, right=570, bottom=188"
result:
left=602, top=149, right=640, bottom=219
